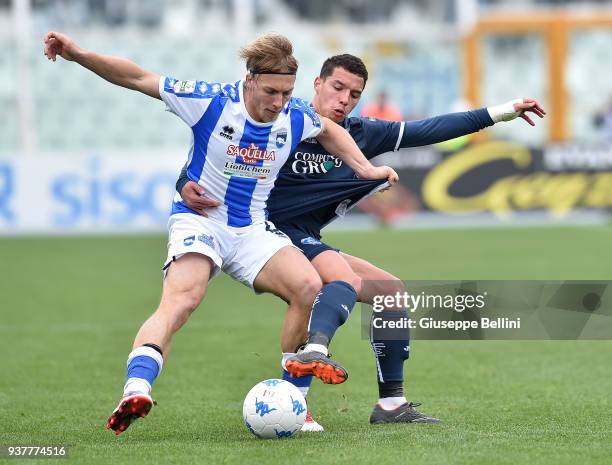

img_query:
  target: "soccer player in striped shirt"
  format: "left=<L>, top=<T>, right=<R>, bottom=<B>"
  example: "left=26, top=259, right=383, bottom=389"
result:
left=43, top=32, right=398, bottom=435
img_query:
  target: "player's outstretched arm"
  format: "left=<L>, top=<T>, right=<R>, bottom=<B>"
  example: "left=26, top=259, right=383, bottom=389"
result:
left=316, top=116, right=399, bottom=185
left=43, top=31, right=161, bottom=100
left=382, top=97, right=547, bottom=153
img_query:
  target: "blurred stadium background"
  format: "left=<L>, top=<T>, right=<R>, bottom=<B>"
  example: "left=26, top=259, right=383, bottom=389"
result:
left=2, top=0, right=612, bottom=234
left=2, top=2, right=612, bottom=464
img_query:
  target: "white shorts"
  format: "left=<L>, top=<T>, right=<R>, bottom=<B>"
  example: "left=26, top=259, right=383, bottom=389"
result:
left=164, top=213, right=294, bottom=288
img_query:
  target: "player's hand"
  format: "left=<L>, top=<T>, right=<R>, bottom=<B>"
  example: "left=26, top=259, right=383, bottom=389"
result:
left=180, top=181, right=221, bottom=218
left=513, top=98, right=546, bottom=126
left=488, top=98, right=546, bottom=126
left=43, top=31, right=82, bottom=62
left=362, top=165, right=399, bottom=185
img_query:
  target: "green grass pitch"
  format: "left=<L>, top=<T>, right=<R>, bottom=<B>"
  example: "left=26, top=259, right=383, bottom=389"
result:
left=1, top=226, right=611, bottom=464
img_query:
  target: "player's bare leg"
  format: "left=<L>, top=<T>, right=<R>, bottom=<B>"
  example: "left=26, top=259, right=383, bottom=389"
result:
left=106, top=253, right=213, bottom=435
left=254, top=246, right=321, bottom=351
left=337, top=252, right=403, bottom=304
left=310, top=249, right=408, bottom=303
left=132, top=253, right=213, bottom=350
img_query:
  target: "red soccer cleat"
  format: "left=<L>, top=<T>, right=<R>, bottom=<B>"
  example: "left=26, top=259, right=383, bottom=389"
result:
left=285, top=351, right=348, bottom=385
left=301, top=410, right=325, bottom=432
left=106, top=393, right=154, bottom=435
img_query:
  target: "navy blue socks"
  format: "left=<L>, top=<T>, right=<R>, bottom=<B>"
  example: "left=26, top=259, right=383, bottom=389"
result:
left=305, top=280, right=357, bottom=353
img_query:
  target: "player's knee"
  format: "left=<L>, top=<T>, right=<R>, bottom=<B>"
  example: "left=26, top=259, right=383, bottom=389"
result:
left=378, top=276, right=405, bottom=299
left=346, top=274, right=362, bottom=296
left=327, top=274, right=362, bottom=298
left=180, top=290, right=204, bottom=314
left=166, top=285, right=205, bottom=317
left=294, top=274, right=323, bottom=307
left=362, top=276, right=404, bottom=307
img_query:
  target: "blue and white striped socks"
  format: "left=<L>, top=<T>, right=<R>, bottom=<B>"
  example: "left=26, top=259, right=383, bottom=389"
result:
left=123, top=345, right=164, bottom=397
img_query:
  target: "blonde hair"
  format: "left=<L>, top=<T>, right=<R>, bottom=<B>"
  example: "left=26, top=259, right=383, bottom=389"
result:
left=239, top=33, right=298, bottom=75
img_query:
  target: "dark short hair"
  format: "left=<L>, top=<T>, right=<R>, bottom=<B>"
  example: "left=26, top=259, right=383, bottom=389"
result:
left=319, top=54, right=368, bottom=87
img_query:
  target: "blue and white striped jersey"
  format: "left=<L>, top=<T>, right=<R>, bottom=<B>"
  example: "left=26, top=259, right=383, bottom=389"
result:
left=160, top=76, right=322, bottom=228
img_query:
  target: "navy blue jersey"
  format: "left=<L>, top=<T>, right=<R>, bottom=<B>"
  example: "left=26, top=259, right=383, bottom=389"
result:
left=267, top=108, right=493, bottom=237
left=177, top=108, right=494, bottom=238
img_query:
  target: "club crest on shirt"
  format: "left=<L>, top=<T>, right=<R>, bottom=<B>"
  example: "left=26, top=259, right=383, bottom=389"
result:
left=275, top=131, right=287, bottom=148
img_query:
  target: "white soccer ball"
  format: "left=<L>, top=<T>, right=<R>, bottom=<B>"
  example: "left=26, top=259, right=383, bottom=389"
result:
left=243, top=379, right=306, bottom=439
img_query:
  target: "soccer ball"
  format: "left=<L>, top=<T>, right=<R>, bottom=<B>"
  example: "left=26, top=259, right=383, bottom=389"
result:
left=243, top=379, right=306, bottom=439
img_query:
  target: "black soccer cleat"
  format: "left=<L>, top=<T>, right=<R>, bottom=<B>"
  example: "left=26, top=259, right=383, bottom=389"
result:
left=285, top=351, right=348, bottom=384
left=369, top=401, right=441, bottom=424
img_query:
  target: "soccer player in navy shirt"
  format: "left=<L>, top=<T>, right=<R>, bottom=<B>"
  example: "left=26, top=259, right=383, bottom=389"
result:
left=178, top=55, right=545, bottom=429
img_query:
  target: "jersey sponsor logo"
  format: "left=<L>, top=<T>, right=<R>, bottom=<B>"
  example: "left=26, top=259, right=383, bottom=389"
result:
left=183, top=235, right=195, bottom=246
left=219, top=125, right=235, bottom=140
left=223, top=161, right=271, bottom=179
left=227, top=143, right=276, bottom=165
left=275, top=131, right=287, bottom=148
left=197, top=234, right=214, bottom=247
left=291, top=152, right=343, bottom=174
left=301, top=236, right=322, bottom=246
left=174, top=80, right=196, bottom=94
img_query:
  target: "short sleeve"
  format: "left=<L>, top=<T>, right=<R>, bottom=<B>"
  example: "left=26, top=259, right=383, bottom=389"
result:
left=288, top=97, right=323, bottom=140
left=302, top=110, right=323, bottom=140
left=159, top=76, right=219, bottom=127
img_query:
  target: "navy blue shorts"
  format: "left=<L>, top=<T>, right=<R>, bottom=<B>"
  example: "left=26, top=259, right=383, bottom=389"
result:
left=277, top=225, right=339, bottom=261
